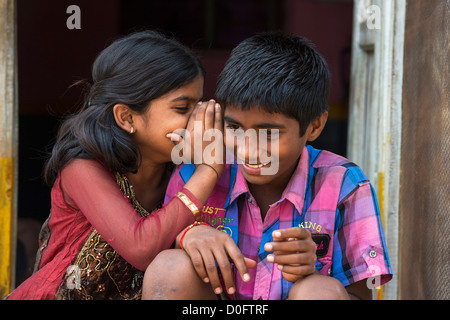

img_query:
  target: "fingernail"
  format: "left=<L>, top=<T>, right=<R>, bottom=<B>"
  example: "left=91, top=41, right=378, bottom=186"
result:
left=264, top=243, right=273, bottom=251
left=243, top=273, right=250, bottom=282
left=267, top=254, right=274, bottom=263
left=209, top=99, right=216, bottom=102
left=277, top=264, right=283, bottom=271
left=273, top=231, right=281, bottom=238
left=228, top=287, right=235, bottom=295
left=203, top=277, right=210, bottom=283
left=215, top=103, right=220, bottom=110
left=214, top=287, right=222, bottom=294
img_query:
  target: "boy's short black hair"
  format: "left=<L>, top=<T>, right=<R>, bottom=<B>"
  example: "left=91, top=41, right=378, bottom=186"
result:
left=216, top=31, right=330, bottom=136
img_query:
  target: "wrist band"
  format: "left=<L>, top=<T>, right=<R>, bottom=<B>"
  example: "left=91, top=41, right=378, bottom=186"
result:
left=198, top=163, right=220, bottom=179
left=180, top=221, right=209, bottom=250
left=175, top=191, right=201, bottom=221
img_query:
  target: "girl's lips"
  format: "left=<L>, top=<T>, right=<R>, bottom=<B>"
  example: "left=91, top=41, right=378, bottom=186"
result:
left=241, top=162, right=271, bottom=175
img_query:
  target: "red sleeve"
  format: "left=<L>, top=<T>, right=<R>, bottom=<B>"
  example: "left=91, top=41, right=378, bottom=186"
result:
left=60, top=159, right=196, bottom=271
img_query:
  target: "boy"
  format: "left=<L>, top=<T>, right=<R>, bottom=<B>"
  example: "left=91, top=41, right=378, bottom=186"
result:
left=142, top=32, right=392, bottom=300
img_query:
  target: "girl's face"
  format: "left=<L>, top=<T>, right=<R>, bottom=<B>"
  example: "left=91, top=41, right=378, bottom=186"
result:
left=133, top=75, right=204, bottom=164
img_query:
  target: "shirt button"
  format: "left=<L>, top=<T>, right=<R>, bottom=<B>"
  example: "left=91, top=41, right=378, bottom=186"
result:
left=369, top=250, right=377, bottom=258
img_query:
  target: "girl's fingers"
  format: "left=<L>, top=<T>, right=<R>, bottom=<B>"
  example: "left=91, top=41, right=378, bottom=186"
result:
left=214, top=103, right=222, bottom=131
left=188, top=249, right=210, bottom=284
left=225, top=241, right=253, bottom=284
left=186, top=102, right=200, bottom=133
left=204, top=100, right=216, bottom=131
left=200, top=249, right=223, bottom=295
left=213, top=248, right=236, bottom=295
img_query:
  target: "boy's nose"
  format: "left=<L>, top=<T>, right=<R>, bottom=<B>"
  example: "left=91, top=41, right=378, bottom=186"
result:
left=237, top=136, right=259, bottom=164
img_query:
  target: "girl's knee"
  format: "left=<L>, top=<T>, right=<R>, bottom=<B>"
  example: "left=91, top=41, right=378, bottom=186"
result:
left=288, top=274, right=350, bottom=300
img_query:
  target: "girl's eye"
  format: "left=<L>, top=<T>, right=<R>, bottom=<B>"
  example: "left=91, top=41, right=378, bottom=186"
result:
left=174, top=106, right=190, bottom=113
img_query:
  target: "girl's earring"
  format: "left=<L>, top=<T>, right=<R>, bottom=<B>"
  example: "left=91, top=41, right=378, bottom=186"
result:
left=129, top=126, right=134, bottom=134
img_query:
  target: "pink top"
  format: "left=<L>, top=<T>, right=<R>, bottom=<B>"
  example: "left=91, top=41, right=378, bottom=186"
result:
left=7, top=159, right=200, bottom=299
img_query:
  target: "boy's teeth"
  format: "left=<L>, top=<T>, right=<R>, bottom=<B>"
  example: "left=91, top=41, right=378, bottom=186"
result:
left=246, top=163, right=268, bottom=168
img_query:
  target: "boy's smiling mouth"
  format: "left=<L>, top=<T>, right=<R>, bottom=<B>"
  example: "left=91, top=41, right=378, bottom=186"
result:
left=244, top=162, right=270, bottom=169
left=241, top=161, right=273, bottom=176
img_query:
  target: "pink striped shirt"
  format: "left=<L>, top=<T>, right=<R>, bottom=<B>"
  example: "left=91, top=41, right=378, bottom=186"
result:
left=165, top=146, right=392, bottom=300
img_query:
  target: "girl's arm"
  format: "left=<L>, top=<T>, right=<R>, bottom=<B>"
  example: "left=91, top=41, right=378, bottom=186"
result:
left=60, top=158, right=205, bottom=271
left=60, top=100, right=224, bottom=271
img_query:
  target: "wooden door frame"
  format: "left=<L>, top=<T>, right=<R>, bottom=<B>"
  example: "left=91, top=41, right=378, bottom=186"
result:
left=348, top=0, right=406, bottom=300
left=0, top=0, right=18, bottom=298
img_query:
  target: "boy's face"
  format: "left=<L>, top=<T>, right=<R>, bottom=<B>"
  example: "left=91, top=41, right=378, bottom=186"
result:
left=224, top=105, right=326, bottom=188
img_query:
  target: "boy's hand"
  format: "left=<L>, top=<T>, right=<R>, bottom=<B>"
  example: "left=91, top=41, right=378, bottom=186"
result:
left=180, top=224, right=257, bottom=295
left=264, top=227, right=317, bottom=283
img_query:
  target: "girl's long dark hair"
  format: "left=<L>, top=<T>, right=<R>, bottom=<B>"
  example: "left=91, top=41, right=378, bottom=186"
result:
left=44, top=30, right=205, bottom=186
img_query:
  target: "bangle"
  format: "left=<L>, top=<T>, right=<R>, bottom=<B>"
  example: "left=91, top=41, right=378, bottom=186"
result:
left=198, top=163, right=220, bottom=179
left=175, top=191, right=201, bottom=221
left=180, top=222, right=209, bottom=250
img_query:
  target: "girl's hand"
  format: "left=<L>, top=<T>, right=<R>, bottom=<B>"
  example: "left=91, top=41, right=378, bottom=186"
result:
left=264, top=227, right=317, bottom=283
left=179, top=224, right=257, bottom=295
left=167, top=99, right=225, bottom=177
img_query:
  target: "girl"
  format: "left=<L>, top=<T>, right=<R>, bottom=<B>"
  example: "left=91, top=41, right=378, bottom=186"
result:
left=6, top=30, right=223, bottom=300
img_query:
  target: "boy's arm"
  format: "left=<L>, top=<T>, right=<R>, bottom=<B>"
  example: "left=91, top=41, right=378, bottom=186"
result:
left=333, top=169, right=393, bottom=298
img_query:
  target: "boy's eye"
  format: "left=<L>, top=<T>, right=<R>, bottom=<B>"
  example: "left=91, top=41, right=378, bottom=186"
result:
left=260, top=129, right=279, bottom=140
left=226, top=123, right=240, bottom=131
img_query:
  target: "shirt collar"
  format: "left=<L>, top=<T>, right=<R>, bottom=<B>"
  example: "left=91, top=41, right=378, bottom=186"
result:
left=228, top=146, right=310, bottom=213
left=228, top=165, right=251, bottom=205
left=281, top=146, right=309, bottom=213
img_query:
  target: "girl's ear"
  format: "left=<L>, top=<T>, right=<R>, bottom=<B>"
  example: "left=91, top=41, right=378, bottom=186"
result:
left=306, top=111, right=328, bottom=142
left=113, top=104, right=135, bottom=134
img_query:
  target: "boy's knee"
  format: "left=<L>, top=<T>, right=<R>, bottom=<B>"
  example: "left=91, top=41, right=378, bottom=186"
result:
left=142, top=249, right=195, bottom=299
left=288, top=274, right=350, bottom=300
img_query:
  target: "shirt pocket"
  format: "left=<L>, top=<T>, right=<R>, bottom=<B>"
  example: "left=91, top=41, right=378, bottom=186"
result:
left=315, top=256, right=332, bottom=276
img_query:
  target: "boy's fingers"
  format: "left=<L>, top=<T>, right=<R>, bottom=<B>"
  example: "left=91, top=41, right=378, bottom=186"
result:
left=272, top=227, right=311, bottom=241
left=265, top=239, right=316, bottom=253
left=278, top=264, right=316, bottom=276
left=267, top=252, right=316, bottom=266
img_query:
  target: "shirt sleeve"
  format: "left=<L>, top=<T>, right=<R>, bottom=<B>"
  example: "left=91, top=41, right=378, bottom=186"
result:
left=331, top=167, right=393, bottom=287
left=164, top=164, right=186, bottom=204
left=60, top=159, right=199, bottom=271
